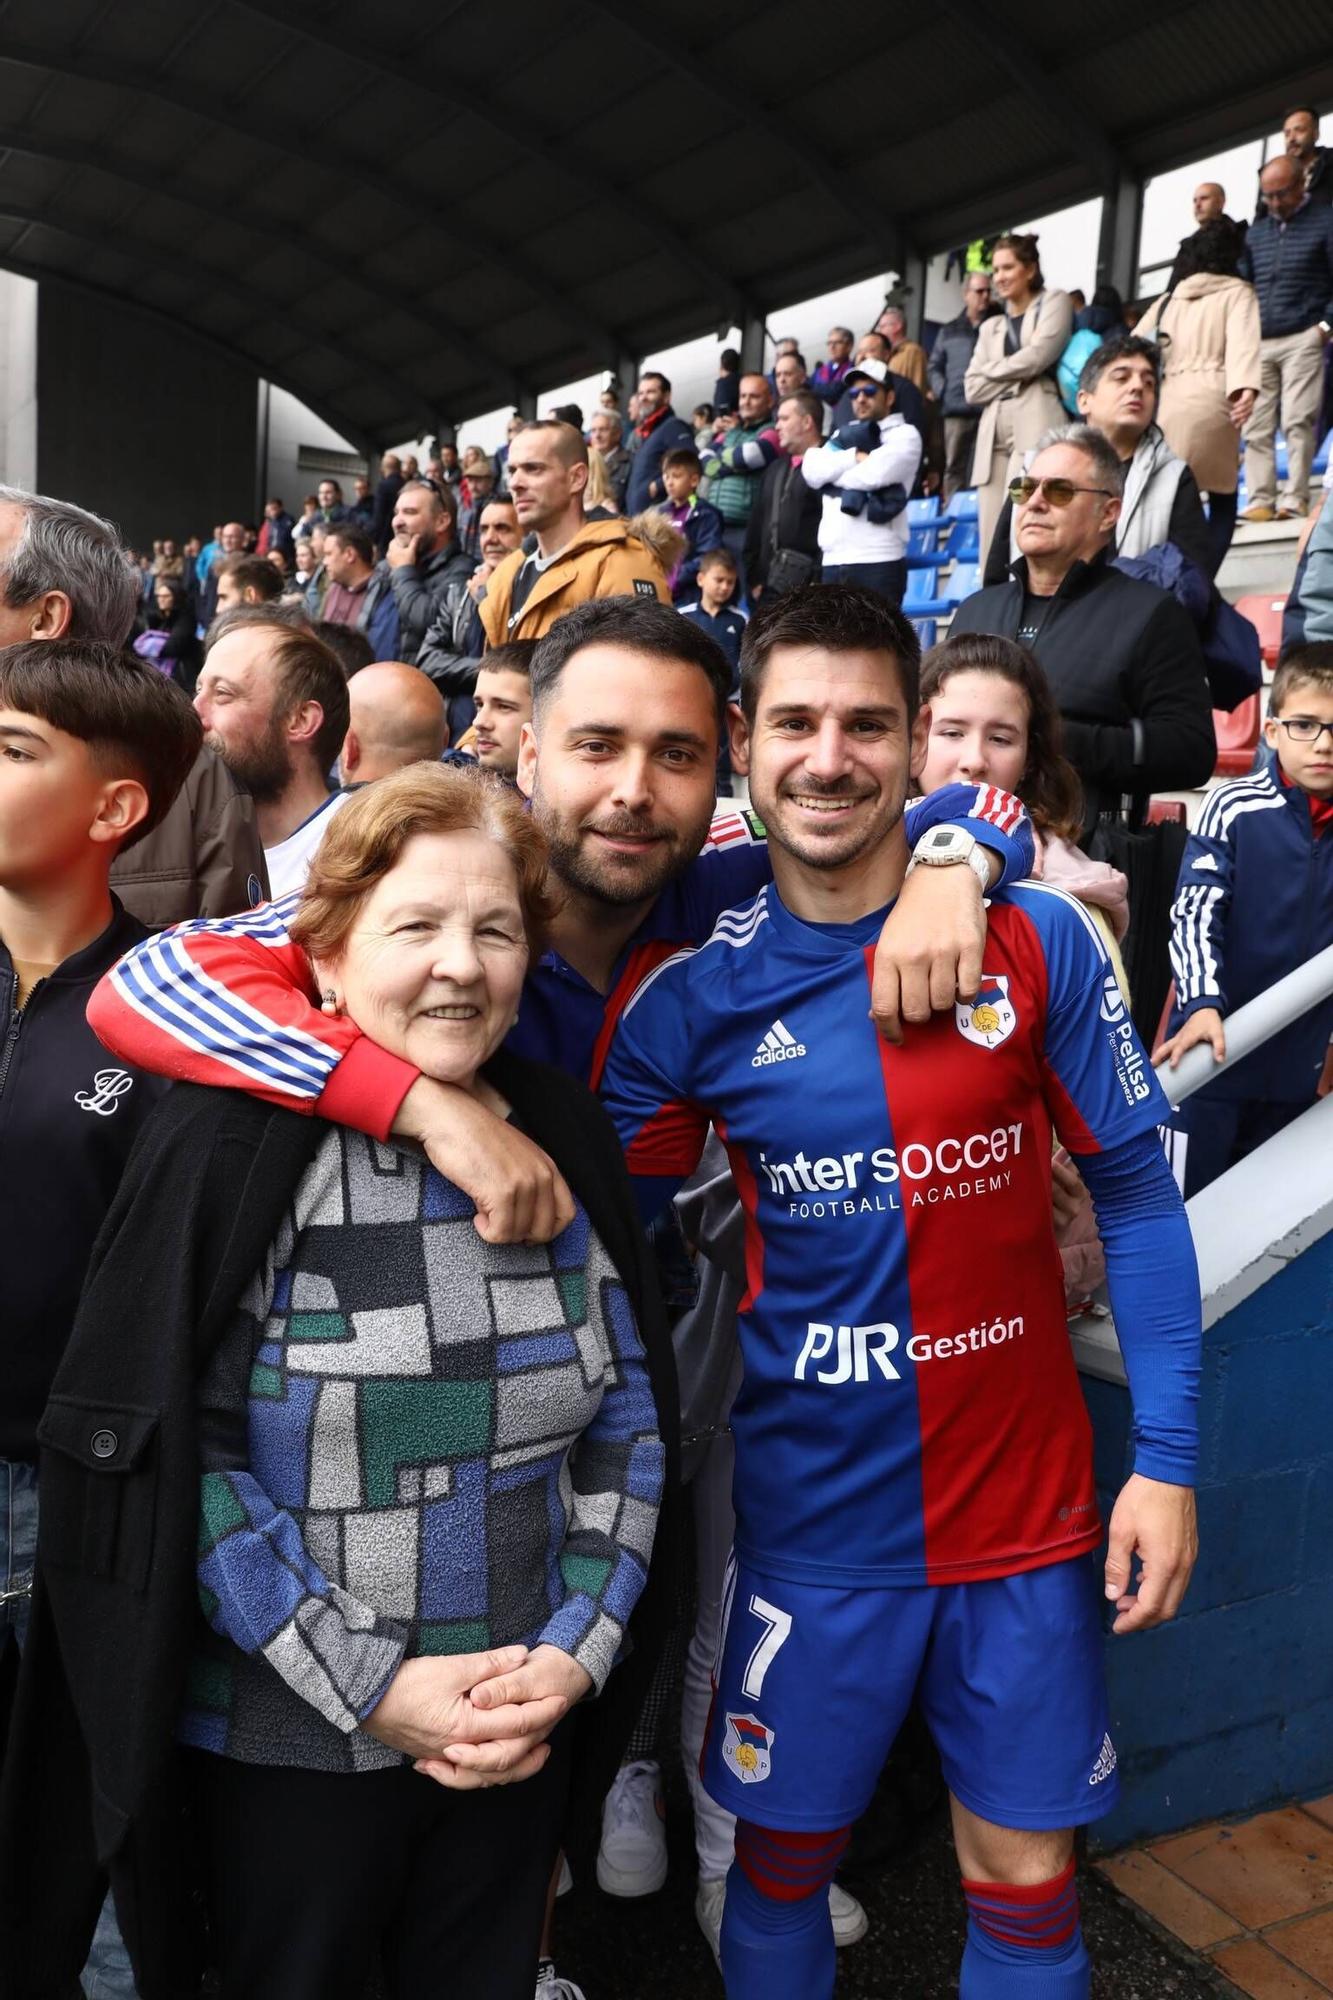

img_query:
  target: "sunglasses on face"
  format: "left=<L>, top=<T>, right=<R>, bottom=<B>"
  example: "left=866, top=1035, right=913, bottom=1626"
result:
left=1008, top=476, right=1114, bottom=508
left=849, top=385, right=880, bottom=399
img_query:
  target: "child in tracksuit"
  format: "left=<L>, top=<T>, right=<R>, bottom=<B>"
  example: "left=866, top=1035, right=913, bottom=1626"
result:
left=1155, top=641, right=1333, bottom=1196
left=658, top=447, right=725, bottom=602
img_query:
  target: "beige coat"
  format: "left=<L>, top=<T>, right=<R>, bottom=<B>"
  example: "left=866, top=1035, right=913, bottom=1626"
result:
left=1136, top=274, right=1260, bottom=495
left=964, top=289, right=1073, bottom=486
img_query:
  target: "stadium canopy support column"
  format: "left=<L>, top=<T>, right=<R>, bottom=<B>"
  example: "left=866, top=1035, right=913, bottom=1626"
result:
left=901, top=247, right=928, bottom=340
left=740, top=306, right=767, bottom=376
left=1096, top=173, right=1143, bottom=304
left=517, top=388, right=538, bottom=422
left=615, top=353, right=639, bottom=408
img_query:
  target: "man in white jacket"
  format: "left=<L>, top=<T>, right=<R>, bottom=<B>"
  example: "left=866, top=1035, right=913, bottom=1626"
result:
left=799, top=359, right=923, bottom=604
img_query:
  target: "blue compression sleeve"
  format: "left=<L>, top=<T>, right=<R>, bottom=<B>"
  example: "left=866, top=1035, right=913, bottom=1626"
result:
left=1078, top=1131, right=1202, bottom=1486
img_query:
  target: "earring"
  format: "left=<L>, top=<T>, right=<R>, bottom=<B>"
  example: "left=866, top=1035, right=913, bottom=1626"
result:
left=321, top=988, right=341, bottom=1016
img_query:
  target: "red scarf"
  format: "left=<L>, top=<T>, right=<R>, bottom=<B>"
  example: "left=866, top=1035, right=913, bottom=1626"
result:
left=1279, top=763, right=1333, bottom=836
left=635, top=402, right=673, bottom=445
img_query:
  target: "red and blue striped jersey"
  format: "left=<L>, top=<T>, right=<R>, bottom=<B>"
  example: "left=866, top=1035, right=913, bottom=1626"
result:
left=600, top=878, right=1171, bottom=1588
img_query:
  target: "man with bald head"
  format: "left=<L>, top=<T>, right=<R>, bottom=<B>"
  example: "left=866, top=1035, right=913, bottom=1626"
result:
left=1238, top=152, right=1333, bottom=518
left=1193, top=181, right=1226, bottom=226
left=199, top=520, right=248, bottom=629
left=340, top=663, right=448, bottom=785
left=699, top=373, right=781, bottom=591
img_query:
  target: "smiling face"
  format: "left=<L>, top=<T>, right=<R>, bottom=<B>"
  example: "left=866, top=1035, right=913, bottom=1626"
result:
left=916, top=669, right=1030, bottom=796
left=516, top=645, right=718, bottom=908
left=736, top=643, right=925, bottom=874
left=312, top=831, right=528, bottom=1087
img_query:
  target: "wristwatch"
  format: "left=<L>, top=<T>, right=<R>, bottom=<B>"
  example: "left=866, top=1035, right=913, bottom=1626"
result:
left=904, top=824, right=992, bottom=891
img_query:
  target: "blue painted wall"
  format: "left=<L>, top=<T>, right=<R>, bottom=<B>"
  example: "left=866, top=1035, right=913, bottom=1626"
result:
left=1084, top=1228, right=1333, bottom=1849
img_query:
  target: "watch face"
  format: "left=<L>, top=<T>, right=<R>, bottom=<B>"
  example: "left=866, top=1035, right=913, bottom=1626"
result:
left=930, top=829, right=955, bottom=850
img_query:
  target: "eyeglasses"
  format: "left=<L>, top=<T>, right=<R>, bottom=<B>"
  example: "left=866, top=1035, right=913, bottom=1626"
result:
left=849, top=385, right=881, bottom=399
left=1008, top=476, right=1114, bottom=508
left=1274, top=718, right=1333, bottom=744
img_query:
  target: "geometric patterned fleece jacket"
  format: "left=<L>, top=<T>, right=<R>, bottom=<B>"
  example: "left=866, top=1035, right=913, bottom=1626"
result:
left=180, top=1126, right=664, bottom=1773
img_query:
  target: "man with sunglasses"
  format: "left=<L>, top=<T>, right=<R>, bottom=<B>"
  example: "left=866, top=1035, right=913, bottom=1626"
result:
left=950, top=424, right=1215, bottom=834
left=799, top=359, right=922, bottom=605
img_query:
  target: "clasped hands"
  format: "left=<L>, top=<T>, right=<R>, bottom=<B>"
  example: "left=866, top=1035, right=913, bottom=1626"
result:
left=363, top=1643, right=593, bottom=1790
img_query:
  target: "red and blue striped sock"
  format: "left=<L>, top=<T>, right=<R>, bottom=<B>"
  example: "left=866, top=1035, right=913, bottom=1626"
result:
left=960, top=1859, right=1090, bottom=1996
left=718, top=1819, right=850, bottom=1999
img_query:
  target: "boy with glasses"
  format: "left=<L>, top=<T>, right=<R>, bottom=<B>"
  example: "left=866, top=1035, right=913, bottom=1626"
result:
left=1155, top=640, right=1333, bottom=1194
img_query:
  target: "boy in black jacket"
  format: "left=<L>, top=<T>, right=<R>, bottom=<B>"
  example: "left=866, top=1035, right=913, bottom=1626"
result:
left=0, top=640, right=200, bottom=1989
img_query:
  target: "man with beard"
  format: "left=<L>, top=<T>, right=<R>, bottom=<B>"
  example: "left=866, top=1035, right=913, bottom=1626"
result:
left=599, top=585, right=1201, bottom=2000
left=191, top=609, right=350, bottom=896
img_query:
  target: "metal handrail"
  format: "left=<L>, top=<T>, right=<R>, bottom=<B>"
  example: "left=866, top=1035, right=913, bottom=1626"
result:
left=1157, top=941, right=1333, bottom=1108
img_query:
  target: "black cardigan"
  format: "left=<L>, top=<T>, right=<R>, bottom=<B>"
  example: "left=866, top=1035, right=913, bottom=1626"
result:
left=0, top=1054, right=679, bottom=1998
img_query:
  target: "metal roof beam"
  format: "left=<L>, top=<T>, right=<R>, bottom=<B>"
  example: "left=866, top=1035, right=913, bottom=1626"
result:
left=0, top=123, right=513, bottom=406
left=228, top=0, right=748, bottom=328
left=0, top=198, right=438, bottom=439
left=0, top=40, right=619, bottom=379
left=936, top=0, right=1124, bottom=188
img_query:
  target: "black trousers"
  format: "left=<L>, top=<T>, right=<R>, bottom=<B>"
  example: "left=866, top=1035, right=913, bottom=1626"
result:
left=189, top=1725, right=571, bottom=2000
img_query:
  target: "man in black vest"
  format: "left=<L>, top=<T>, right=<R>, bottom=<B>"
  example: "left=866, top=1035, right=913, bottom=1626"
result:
left=950, top=423, right=1215, bottom=833
left=745, top=391, right=825, bottom=598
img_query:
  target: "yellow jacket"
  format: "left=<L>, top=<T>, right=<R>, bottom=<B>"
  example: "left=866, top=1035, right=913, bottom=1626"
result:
left=478, top=514, right=673, bottom=646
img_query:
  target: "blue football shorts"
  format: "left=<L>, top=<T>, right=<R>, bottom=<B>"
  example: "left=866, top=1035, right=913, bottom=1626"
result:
left=702, top=1551, right=1118, bottom=1833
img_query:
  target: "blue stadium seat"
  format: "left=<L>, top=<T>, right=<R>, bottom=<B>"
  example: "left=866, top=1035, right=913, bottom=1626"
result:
left=947, top=520, right=981, bottom=563
left=902, top=560, right=981, bottom=617
left=1315, top=433, right=1331, bottom=476
left=909, top=618, right=938, bottom=649
left=908, top=496, right=941, bottom=525
left=942, top=488, right=979, bottom=523
left=907, top=523, right=951, bottom=568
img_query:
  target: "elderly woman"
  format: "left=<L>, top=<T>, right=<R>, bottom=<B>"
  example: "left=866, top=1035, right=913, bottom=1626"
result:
left=9, top=765, right=669, bottom=2000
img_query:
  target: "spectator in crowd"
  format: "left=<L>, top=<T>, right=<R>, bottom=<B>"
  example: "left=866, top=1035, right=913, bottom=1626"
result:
left=0, top=484, right=264, bottom=924
left=386, top=479, right=473, bottom=662
left=1156, top=641, right=1333, bottom=1194
left=495, top=411, right=525, bottom=493
left=138, top=573, right=202, bottom=691
left=874, top=304, right=929, bottom=395
left=371, top=451, right=404, bottom=555
left=303, top=523, right=331, bottom=617
left=216, top=551, right=286, bottom=617
left=799, top=358, right=922, bottom=603
left=951, top=424, right=1215, bottom=831
left=314, top=618, right=376, bottom=681
left=0, top=639, right=203, bottom=1998
left=422, top=495, right=525, bottom=707
left=745, top=390, right=825, bottom=598
left=811, top=325, right=855, bottom=407
left=196, top=522, right=223, bottom=589
left=589, top=408, right=633, bottom=512
left=27, top=761, right=666, bottom=2000
left=1302, top=482, right=1333, bottom=639
left=436, top=442, right=460, bottom=486
left=320, top=523, right=400, bottom=662
left=699, top=375, right=781, bottom=583
left=1194, top=181, right=1227, bottom=225
left=658, top=447, right=724, bottom=601
left=402, top=454, right=421, bottom=484
left=772, top=351, right=811, bottom=399
left=583, top=448, right=621, bottom=520
left=1075, top=285, right=1127, bottom=336
left=1259, top=106, right=1333, bottom=213
left=349, top=475, right=375, bottom=531
left=192, top=609, right=350, bottom=896
left=928, top=270, right=996, bottom=501
left=691, top=403, right=716, bottom=447
left=1068, top=287, right=1088, bottom=316
left=457, top=445, right=498, bottom=559
left=1138, top=219, right=1261, bottom=572
left=256, top=497, right=296, bottom=560
left=984, top=337, right=1212, bottom=579
left=676, top=547, right=746, bottom=680
left=1238, top=154, right=1333, bottom=519
left=339, top=660, right=448, bottom=783
left=307, top=479, right=350, bottom=532
left=292, top=535, right=318, bottom=589
left=468, top=641, right=535, bottom=778
left=151, top=537, right=186, bottom=584
left=713, top=346, right=741, bottom=415
left=266, top=544, right=291, bottom=581
left=965, top=231, right=1074, bottom=557
left=626, top=372, right=695, bottom=513
left=479, top=422, right=671, bottom=645
left=198, top=520, right=248, bottom=629
left=548, top=404, right=584, bottom=435
left=828, top=334, right=931, bottom=470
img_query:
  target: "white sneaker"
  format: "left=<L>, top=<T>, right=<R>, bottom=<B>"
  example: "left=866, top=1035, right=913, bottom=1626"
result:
left=534, top=1959, right=587, bottom=2000
left=596, top=1758, right=668, bottom=1896
left=693, top=1875, right=869, bottom=1964
left=829, top=1880, right=869, bottom=1946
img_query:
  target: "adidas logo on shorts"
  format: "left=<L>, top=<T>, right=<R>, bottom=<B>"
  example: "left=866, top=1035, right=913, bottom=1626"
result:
left=1088, top=1732, right=1118, bottom=1786
left=752, top=1020, right=807, bottom=1068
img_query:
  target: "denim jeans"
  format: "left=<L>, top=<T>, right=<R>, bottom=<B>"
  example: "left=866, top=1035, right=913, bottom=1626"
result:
left=1, top=1459, right=139, bottom=1997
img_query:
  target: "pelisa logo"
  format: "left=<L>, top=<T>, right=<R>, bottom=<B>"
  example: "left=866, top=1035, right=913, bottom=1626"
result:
left=1099, top=974, right=1126, bottom=1025
left=75, top=1068, right=135, bottom=1117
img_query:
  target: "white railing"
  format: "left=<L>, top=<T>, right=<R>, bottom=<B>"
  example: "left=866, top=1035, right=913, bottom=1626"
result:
left=1071, top=944, right=1333, bottom=1387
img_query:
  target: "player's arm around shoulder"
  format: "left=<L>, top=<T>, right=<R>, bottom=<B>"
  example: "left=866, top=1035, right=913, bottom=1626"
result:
left=599, top=951, right=711, bottom=1223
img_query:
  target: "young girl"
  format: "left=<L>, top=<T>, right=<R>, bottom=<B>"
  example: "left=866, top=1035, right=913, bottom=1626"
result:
left=915, top=631, right=1130, bottom=1305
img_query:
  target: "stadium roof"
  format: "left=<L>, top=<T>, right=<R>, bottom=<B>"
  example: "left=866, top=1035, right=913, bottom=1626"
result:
left=0, top=0, right=1329, bottom=448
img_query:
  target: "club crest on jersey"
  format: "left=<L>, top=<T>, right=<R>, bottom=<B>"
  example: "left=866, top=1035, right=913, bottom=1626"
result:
left=722, top=1712, right=774, bottom=1783
left=955, top=975, right=1016, bottom=1050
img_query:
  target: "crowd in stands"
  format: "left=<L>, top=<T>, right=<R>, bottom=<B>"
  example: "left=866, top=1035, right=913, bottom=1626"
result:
left=3, top=101, right=1333, bottom=2000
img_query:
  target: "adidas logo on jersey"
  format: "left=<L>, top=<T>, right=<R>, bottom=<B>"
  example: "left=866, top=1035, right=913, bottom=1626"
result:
left=1088, top=1732, right=1118, bottom=1786
left=753, top=1020, right=807, bottom=1067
